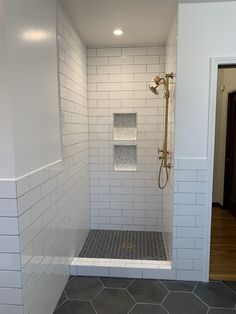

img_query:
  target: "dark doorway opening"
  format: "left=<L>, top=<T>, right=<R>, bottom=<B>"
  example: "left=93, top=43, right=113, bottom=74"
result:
left=224, top=91, right=236, bottom=217
left=210, top=67, right=236, bottom=281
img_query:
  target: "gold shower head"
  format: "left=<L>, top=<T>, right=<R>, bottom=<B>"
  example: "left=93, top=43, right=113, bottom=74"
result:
left=149, top=84, right=159, bottom=95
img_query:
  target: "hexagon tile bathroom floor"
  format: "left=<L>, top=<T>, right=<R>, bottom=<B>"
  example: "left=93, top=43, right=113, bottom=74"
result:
left=54, top=276, right=236, bottom=314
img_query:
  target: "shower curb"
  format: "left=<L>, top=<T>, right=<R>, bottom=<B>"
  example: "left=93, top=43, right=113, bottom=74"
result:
left=70, top=257, right=176, bottom=280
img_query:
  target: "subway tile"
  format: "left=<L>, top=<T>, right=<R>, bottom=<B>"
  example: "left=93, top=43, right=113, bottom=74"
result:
left=17, top=187, right=41, bottom=216
left=97, top=65, right=121, bottom=74
left=0, top=271, right=21, bottom=288
left=0, top=199, right=18, bottom=217
left=0, top=218, right=19, bottom=235
left=109, top=56, right=133, bottom=65
left=134, top=55, right=160, bottom=64
left=88, top=57, right=109, bottom=66
left=0, top=304, right=23, bottom=314
left=122, top=64, right=146, bottom=73
left=97, top=48, right=121, bottom=57
left=147, top=46, right=165, bottom=55
left=0, top=236, right=20, bottom=253
left=0, top=181, right=16, bottom=199
left=0, top=253, right=21, bottom=271
left=16, top=177, right=30, bottom=197
left=122, top=47, right=147, bottom=56
left=178, top=158, right=207, bottom=170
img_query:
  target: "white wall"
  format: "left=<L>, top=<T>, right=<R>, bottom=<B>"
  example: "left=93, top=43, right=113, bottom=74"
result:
left=88, top=46, right=166, bottom=231
left=213, top=68, right=236, bottom=204
left=176, top=1, right=236, bottom=158
left=0, top=0, right=61, bottom=179
left=0, top=1, right=16, bottom=179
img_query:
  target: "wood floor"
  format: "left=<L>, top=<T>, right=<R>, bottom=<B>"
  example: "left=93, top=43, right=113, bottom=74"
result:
left=210, top=206, right=236, bottom=281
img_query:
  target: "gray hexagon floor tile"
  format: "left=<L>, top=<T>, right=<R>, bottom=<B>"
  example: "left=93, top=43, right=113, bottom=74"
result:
left=208, top=309, right=236, bottom=314
left=128, top=279, right=168, bottom=304
left=54, top=300, right=96, bottom=314
left=93, top=288, right=135, bottom=314
left=65, top=276, right=103, bottom=301
left=195, top=282, right=236, bottom=308
left=56, top=291, right=67, bottom=308
left=224, top=282, right=236, bottom=293
left=161, top=280, right=197, bottom=292
left=129, top=304, right=167, bottom=314
left=162, top=292, right=208, bottom=314
left=100, top=277, right=134, bottom=288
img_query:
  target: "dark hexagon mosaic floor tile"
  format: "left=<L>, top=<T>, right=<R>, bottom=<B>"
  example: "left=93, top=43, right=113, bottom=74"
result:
left=195, top=282, right=236, bottom=308
left=79, top=230, right=167, bottom=260
left=208, top=309, right=236, bottom=314
left=162, top=292, right=208, bottom=314
left=56, top=291, right=67, bottom=308
left=54, top=300, right=96, bottom=314
left=128, top=279, right=168, bottom=304
left=129, top=304, right=168, bottom=314
left=224, top=281, right=236, bottom=293
left=65, top=276, right=103, bottom=301
left=161, top=280, right=197, bottom=292
left=93, top=288, right=135, bottom=314
left=100, top=277, right=134, bottom=288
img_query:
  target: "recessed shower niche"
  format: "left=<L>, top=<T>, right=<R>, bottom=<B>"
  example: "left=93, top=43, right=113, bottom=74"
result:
left=114, top=145, right=137, bottom=171
left=114, top=113, right=137, bottom=140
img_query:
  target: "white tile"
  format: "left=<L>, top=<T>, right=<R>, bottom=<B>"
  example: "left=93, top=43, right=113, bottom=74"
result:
left=134, top=55, right=160, bottom=64
left=77, top=265, right=109, bottom=276
left=88, top=57, right=109, bottom=66
left=0, top=236, right=20, bottom=253
left=0, top=253, right=21, bottom=270
left=0, top=199, right=18, bottom=217
left=16, top=177, right=30, bottom=197
left=0, top=181, right=16, bottom=199
left=122, top=47, right=147, bottom=56
left=97, top=48, right=121, bottom=57
left=0, top=271, right=21, bottom=288
left=110, top=266, right=142, bottom=278
left=178, top=158, right=207, bottom=170
left=109, top=56, right=133, bottom=65
left=17, top=187, right=41, bottom=215
left=0, top=305, right=23, bottom=314
left=0, top=218, right=19, bottom=235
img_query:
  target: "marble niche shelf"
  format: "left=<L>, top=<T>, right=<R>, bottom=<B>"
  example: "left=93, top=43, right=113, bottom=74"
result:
left=114, top=113, right=137, bottom=140
left=114, top=145, right=137, bottom=172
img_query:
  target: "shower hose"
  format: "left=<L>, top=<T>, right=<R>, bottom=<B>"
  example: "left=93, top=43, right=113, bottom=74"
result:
left=158, top=157, right=169, bottom=190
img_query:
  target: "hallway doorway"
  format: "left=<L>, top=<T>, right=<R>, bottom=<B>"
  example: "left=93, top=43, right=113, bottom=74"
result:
left=210, top=66, right=236, bottom=280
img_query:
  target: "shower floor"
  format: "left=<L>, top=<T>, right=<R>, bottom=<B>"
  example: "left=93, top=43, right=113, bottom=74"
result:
left=79, top=230, right=167, bottom=261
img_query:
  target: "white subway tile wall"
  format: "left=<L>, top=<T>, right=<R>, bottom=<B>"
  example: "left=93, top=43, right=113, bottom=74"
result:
left=88, top=46, right=166, bottom=231
left=173, top=158, right=208, bottom=281
left=0, top=4, right=90, bottom=314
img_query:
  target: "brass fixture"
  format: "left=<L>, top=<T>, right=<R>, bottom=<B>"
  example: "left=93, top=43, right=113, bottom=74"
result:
left=149, top=72, right=174, bottom=189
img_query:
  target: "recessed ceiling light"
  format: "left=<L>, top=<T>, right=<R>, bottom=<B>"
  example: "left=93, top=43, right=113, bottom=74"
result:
left=113, top=29, right=123, bottom=36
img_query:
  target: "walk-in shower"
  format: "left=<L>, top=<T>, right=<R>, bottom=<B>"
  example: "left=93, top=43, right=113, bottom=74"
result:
left=149, top=73, right=174, bottom=189
left=71, top=47, right=174, bottom=276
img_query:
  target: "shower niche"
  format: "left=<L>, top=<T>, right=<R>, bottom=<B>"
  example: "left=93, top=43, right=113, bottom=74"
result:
left=113, top=113, right=137, bottom=171
left=114, top=145, right=137, bottom=171
left=114, top=113, right=137, bottom=140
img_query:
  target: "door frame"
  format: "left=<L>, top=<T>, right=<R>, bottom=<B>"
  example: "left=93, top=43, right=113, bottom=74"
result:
left=205, top=57, right=236, bottom=281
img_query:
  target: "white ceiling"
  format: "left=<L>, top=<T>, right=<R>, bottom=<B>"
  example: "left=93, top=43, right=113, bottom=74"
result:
left=60, top=0, right=231, bottom=47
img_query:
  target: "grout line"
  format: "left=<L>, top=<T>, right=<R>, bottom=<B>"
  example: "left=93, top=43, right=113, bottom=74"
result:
left=160, top=290, right=170, bottom=305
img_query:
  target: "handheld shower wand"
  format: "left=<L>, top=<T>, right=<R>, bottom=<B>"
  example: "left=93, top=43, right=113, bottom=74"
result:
left=149, top=73, right=174, bottom=189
